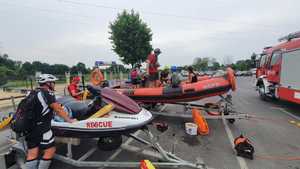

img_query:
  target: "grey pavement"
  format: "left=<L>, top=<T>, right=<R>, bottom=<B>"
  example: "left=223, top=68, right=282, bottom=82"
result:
left=1, top=77, right=300, bottom=169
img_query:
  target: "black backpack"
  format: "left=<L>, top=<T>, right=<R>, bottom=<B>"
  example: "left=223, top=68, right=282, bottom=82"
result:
left=11, top=90, right=39, bottom=135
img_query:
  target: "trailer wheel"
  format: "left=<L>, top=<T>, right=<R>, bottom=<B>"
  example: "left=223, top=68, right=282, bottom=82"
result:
left=142, top=103, right=157, bottom=110
left=97, top=135, right=122, bottom=151
left=258, top=85, right=267, bottom=101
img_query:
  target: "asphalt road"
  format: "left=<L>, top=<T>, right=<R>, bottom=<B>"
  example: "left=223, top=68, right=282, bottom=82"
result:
left=1, top=76, right=300, bottom=169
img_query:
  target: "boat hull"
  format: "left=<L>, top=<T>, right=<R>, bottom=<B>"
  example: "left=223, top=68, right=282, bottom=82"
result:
left=117, top=68, right=236, bottom=103
left=52, top=108, right=153, bottom=138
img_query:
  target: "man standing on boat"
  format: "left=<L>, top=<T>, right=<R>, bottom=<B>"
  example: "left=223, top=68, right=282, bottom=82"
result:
left=146, top=48, right=161, bottom=87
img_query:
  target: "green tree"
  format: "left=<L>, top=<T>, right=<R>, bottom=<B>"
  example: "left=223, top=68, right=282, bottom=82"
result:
left=192, top=57, right=209, bottom=71
left=234, top=59, right=252, bottom=71
left=211, top=62, right=220, bottom=70
left=70, top=62, right=88, bottom=74
left=20, top=62, right=34, bottom=77
left=0, top=66, right=9, bottom=85
left=109, top=10, right=153, bottom=67
left=0, top=53, right=19, bottom=71
left=32, top=61, right=44, bottom=72
left=51, top=64, right=69, bottom=75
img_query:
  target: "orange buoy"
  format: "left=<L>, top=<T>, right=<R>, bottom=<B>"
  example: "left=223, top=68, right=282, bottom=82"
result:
left=140, top=160, right=156, bottom=169
left=192, top=108, right=209, bottom=135
left=90, top=68, right=104, bottom=86
left=227, top=67, right=237, bottom=91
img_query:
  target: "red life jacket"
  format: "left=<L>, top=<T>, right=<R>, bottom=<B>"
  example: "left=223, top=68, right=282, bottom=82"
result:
left=131, top=69, right=138, bottom=79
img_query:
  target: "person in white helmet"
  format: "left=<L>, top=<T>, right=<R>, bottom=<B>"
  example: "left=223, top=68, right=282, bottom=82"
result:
left=25, top=74, right=76, bottom=169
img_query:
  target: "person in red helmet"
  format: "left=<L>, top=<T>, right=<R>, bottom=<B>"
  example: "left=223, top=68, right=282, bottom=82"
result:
left=68, top=76, right=84, bottom=100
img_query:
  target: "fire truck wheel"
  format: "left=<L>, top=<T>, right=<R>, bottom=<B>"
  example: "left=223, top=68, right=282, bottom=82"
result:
left=97, top=135, right=123, bottom=151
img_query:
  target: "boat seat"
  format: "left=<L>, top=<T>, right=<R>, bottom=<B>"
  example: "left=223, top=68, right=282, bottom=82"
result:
left=57, top=96, right=90, bottom=118
left=163, top=86, right=182, bottom=96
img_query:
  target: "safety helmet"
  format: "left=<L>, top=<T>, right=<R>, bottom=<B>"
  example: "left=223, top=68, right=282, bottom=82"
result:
left=37, top=74, right=58, bottom=84
left=163, top=65, right=169, bottom=71
left=171, top=66, right=177, bottom=73
left=154, top=48, right=161, bottom=54
left=72, top=76, right=81, bottom=83
left=187, top=66, right=193, bottom=72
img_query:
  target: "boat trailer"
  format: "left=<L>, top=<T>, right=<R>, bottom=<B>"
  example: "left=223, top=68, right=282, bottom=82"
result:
left=11, top=127, right=213, bottom=169
left=149, top=94, right=251, bottom=123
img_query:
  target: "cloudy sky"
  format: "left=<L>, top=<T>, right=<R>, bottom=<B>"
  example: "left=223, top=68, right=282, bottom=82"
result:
left=0, top=0, right=300, bottom=67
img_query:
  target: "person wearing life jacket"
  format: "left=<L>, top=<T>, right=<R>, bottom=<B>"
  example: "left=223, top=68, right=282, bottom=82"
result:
left=130, top=64, right=142, bottom=88
left=160, top=66, right=170, bottom=86
left=170, top=66, right=183, bottom=88
left=187, top=66, right=198, bottom=83
left=146, top=48, right=161, bottom=87
left=25, top=74, right=76, bottom=169
left=68, top=76, right=84, bottom=100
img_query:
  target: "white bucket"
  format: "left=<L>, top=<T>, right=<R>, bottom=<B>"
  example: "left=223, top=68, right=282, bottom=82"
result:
left=185, top=122, right=198, bottom=136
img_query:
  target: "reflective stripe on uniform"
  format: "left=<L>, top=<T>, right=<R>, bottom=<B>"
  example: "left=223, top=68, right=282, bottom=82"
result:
left=37, top=92, right=50, bottom=116
left=40, top=130, right=55, bottom=145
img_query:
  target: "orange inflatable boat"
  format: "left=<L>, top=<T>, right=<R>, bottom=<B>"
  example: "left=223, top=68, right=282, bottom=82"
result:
left=117, top=68, right=236, bottom=103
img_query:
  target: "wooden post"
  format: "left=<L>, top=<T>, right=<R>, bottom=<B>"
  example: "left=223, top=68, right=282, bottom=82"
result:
left=25, top=78, right=28, bottom=89
left=11, top=96, right=16, bottom=111
left=104, top=70, right=107, bottom=80
left=81, top=74, right=85, bottom=90
left=109, top=71, right=113, bottom=81
left=65, top=72, right=70, bottom=85
left=30, top=78, right=33, bottom=90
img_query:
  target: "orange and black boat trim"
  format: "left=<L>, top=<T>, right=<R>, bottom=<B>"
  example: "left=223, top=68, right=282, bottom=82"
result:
left=117, top=68, right=236, bottom=103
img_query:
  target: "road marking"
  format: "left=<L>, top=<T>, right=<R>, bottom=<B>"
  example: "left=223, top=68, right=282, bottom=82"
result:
left=271, top=107, right=300, bottom=121
left=222, top=118, right=249, bottom=169
left=98, top=130, right=141, bottom=169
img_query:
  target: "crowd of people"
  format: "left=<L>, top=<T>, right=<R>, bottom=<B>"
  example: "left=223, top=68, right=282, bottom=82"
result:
left=130, top=48, right=199, bottom=88
left=19, top=48, right=202, bottom=169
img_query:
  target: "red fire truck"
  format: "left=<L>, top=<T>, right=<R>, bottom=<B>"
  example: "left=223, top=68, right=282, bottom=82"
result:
left=256, top=31, right=300, bottom=104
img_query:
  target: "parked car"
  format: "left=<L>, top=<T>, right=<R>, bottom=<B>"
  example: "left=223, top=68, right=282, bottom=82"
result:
left=235, top=71, right=243, bottom=76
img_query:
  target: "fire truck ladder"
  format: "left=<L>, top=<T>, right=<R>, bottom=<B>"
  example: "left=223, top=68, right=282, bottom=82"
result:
left=279, top=31, right=300, bottom=42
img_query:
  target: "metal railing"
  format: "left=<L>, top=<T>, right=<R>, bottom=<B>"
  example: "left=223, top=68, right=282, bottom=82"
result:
left=0, top=96, right=25, bottom=112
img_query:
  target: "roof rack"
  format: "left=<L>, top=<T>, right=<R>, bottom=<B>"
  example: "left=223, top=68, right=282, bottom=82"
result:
left=278, top=31, right=300, bottom=42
